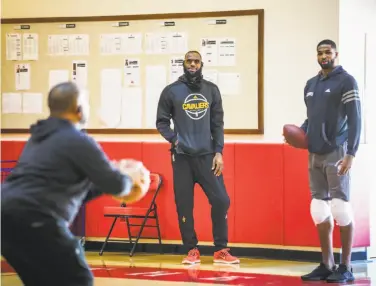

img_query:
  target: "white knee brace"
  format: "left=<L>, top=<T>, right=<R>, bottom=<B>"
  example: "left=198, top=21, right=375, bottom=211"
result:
left=310, top=199, right=332, bottom=225
left=331, top=198, right=353, bottom=226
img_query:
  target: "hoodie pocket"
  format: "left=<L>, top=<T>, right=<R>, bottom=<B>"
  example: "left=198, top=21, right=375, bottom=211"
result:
left=321, top=122, right=332, bottom=146
left=175, top=132, right=212, bottom=154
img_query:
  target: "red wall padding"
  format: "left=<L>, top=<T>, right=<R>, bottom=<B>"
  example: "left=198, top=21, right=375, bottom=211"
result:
left=0, top=140, right=370, bottom=248
left=141, top=142, right=180, bottom=240
left=233, top=143, right=284, bottom=245
left=1, top=141, right=26, bottom=161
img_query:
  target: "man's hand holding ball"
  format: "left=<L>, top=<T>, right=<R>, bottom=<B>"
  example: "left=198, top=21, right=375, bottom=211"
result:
left=113, top=159, right=151, bottom=204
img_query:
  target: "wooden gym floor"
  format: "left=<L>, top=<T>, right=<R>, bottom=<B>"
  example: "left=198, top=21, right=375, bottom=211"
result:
left=1, top=251, right=375, bottom=285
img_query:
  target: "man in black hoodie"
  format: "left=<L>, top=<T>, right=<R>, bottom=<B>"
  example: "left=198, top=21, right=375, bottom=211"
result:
left=1, top=82, right=149, bottom=286
left=156, top=51, right=239, bottom=265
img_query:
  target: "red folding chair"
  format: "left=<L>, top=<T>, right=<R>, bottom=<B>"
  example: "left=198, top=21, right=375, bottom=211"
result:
left=99, top=173, right=163, bottom=257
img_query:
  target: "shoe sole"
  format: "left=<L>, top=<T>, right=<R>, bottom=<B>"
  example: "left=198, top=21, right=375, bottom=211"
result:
left=182, top=260, right=201, bottom=264
left=301, top=277, right=326, bottom=281
left=301, top=274, right=334, bottom=281
left=213, top=259, right=240, bottom=264
left=326, top=278, right=355, bottom=283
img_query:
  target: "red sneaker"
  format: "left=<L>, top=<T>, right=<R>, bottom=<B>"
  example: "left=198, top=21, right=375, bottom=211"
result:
left=182, top=248, right=201, bottom=264
left=213, top=248, right=240, bottom=264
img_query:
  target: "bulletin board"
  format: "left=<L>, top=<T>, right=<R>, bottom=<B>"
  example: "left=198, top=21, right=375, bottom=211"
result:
left=0, top=10, right=264, bottom=134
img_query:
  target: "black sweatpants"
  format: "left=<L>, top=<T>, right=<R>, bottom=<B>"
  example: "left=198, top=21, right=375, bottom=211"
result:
left=1, top=210, right=93, bottom=286
left=171, top=152, right=230, bottom=251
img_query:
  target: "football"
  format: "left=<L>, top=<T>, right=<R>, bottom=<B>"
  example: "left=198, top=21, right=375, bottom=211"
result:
left=283, top=124, right=308, bottom=149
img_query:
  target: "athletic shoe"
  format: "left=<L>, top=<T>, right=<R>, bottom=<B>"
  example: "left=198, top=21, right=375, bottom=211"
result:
left=301, top=262, right=335, bottom=281
left=182, top=248, right=201, bottom=264
left=326, top=264, right=355, bottom=283
left=213, top=248, right=240, bottom=264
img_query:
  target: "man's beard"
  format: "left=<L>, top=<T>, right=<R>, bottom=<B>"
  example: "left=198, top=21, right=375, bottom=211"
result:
left=319, top=59, right=335, bottom=69
left=183, top=65, right=203, bottom=81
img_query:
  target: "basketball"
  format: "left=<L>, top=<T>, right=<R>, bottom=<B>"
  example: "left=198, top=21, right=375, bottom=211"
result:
left=113, top=184, right=149, bottom=204
left=112, top=159, right=151, bottom=204
left=283, top=124, right=308, bottom=149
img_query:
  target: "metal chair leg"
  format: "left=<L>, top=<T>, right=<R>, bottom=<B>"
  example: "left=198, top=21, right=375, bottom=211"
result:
left=99, top=217, right=118, bottom=256
left=154, top=210, right=163, bottom=254
left=129, top=214, right=150, bottom=257
left=125, top=217, right=132, bottom=244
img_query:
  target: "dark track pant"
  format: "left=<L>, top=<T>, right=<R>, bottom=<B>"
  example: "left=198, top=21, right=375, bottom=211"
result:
left=1, top=210, right=93, bottom=286
left=171, top=152, right=230, bottom=251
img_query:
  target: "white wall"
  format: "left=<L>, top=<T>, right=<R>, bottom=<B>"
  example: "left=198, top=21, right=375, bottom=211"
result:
left=365, top=24, right=376, bottom=261
left=365, top=32, right=376, bottom=259
left=339, top=0, right=376, bottom=145
left=339, top=0, right=376, bottom=259
left=1, top=0, right=340, bottom=141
